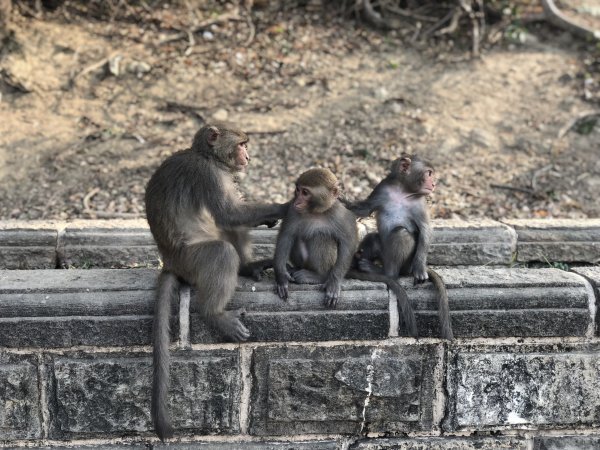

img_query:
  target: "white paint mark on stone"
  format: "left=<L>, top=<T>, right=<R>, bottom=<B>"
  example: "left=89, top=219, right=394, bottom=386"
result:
left=178, top=284, right=191, bottom=349
left=359, top=348, right=382, bottom=434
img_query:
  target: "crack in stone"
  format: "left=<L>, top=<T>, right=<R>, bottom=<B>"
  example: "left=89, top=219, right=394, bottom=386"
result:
left=359, top=348, right=382, bottom=435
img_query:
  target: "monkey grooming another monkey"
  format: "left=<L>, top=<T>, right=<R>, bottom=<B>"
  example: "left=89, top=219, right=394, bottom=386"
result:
left=346, top=154, right=454, bottom=340
left=145, top=122, right=287, bottom=440
left=273, top=167, right=418, bottom=334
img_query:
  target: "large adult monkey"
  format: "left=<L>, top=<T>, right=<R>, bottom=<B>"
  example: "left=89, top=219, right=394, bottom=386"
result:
left=346, top=154, right=454, bottom=340
left=145, top=122, right=287, bottom=440
left=273, top=168, right=418, bottom=337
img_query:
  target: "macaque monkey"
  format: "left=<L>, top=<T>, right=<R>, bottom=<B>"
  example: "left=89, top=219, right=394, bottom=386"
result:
left=273, top=168, right=417, bottom=335
left=274, top=168, right=358, bottom=307
left=145, top=122, right=286, bottom=440
left=346, top=154, right=454, bottom=340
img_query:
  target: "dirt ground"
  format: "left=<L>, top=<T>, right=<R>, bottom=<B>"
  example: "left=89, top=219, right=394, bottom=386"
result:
left=0, top=1, right=599, bottom=222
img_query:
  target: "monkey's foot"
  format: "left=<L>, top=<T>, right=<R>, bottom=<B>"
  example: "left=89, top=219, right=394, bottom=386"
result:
left=291, top=269, right=323, bottom=284
left=412, top=269, right=429, bottom=285
left=214, top=309, right=250, bottom=342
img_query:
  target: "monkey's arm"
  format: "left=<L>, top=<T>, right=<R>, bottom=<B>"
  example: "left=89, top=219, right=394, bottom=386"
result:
left=324, top=212, right=358, bottom=307
left=411, top=212, right=431, bottom=283
left=343, top=184, right=385, bottom=217
left=273, top=219, right=296, bottom=300
left=215, top=200, right=288, bottom=228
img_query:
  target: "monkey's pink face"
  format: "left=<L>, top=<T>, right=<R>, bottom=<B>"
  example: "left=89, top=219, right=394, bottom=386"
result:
left=421, top=169, right=436, bottom=195
left=234, top=142, right=250, bottom=171
left=293, top=185, right=311, bottom=212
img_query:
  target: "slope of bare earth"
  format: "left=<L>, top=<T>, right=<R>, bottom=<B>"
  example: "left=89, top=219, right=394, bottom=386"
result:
left=0, top=2, right=598, bottom=221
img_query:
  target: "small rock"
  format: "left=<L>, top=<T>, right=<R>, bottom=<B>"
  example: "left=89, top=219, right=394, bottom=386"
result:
left=108, top=55, right=123, bottom=77
left=127, top=61, right=151, bottom=78
left=212, top=109, right=229, bottom=121
left=203, top=31, right=214, bottom=41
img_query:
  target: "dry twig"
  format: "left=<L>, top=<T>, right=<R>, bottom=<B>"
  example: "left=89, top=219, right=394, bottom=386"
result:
left=541, top=0, right=600, bottom=41
left=557, top=111, right=600, bottom=138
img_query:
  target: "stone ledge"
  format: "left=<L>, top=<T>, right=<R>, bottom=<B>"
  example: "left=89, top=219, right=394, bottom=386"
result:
left=0, top=269, right=178, bottom=347
left=0, top=266, right=595, bottom=347
left=352, top=436, right=528, bottom=449
left=503, top=218, right=600, bottom=264
left=14, top=217, right=600, bottom=269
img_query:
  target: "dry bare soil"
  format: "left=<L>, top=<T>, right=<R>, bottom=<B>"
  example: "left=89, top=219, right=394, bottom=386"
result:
left=0, top=2, right=599, bottom=221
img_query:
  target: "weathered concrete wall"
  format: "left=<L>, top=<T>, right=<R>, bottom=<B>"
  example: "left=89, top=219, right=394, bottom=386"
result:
left=1, top=266, right=600, bottom=448
left=2, top=218, right=598, bottom=269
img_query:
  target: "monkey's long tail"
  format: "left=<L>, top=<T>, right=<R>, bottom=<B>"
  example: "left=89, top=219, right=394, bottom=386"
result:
left=347, top=270, right=418, bottom=337
left=152, top=270, right=179, bottom=441
left=427, top=269, right=454, bottom=340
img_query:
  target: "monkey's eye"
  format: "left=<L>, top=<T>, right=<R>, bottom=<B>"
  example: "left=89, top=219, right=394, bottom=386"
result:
left=426, top=170, right=433, bottom=177
left=301, top=188, right=309, bottom=196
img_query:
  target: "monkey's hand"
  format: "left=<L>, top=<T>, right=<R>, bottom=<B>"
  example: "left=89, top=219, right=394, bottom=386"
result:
left=323, top=276, right=341, bottom=308
left=412, top=267, right=429, bottom=285
left=276, top=271, right=293, bottom=300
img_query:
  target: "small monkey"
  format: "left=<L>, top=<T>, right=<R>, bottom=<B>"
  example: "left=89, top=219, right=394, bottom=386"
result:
left=274, top=168, right=358, bottom=307
left=273, top=168, right=417, bottom=333
left=346, top=154, right=453, bottom=340
left=145, top=122, right=286, bottom=440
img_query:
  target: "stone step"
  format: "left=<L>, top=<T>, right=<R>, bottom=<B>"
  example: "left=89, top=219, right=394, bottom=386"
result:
left=0, top=266, right=596, bottom=348
left=4, top=218, right=598, bottom=269
left=1, top=218, right=519, bottom=269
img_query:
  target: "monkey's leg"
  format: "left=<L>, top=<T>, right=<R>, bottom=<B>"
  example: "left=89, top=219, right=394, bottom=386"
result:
left=382, top=227, right=416, bottom=278
left=185, top=241, right=250, bottom=342
left=239, top=258, right=273, bottom=281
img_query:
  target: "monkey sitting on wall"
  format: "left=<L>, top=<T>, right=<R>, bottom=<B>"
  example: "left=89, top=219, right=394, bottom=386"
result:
left=145, top=122, right=287, bottom=440
left=345, top=154, right=454, bottom=340
left=274, top=168, right=358, bottom=307
left=273, top=167, right=418, bottom=335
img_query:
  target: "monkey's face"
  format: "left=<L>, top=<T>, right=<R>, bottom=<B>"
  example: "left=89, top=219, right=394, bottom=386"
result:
left=293, top=184, right=337, bottom=214
left=293, top=185, right=311, bottom=213
left=232, top=141, right=250, bottom=171
left=420, top=167, right=436, bottom=195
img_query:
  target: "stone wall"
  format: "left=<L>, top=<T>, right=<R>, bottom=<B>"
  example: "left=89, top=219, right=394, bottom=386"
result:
left=0, top=220, right=599, bottom=449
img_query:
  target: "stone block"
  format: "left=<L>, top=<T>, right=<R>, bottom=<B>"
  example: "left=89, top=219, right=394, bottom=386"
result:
left=0, top=221, right=57, bottom=269
left=361, top=218, right=516, bottom=265
left=57, top=220, right=278, bottom=268
left=0, top=269, right=177, bottom=347
left=353, top=437, right=528, bottom=449
left=248, top=227, right=278, bottom=260
left=250, top=343, right=442, bottom=435
left=503, top=218, right=600, bottom=263
left=410, top=267, right=593, bottom=338
left=572, top=266, right=600, bottom=336
left=154, top=442, right=338, bottom=449
left=47, top=350, right=240, bottom=438
left=429, top=219, right=516, bottom=265
left=190, top=277, right=389, bottom=343
left=445, top=343, right=600, bottom=431
left=0, top=353, right=42, bottom=439
left=534, top=435, right=600, bottom=449
left=57, top=219, right=159, bottom=268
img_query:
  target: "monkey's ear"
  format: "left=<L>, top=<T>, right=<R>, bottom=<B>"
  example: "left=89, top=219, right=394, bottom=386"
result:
left=332, top=186, right=340, bottom=198
left=398, top=156, right=412, bottom=173
left=207, top=126, right=220, bottom=145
